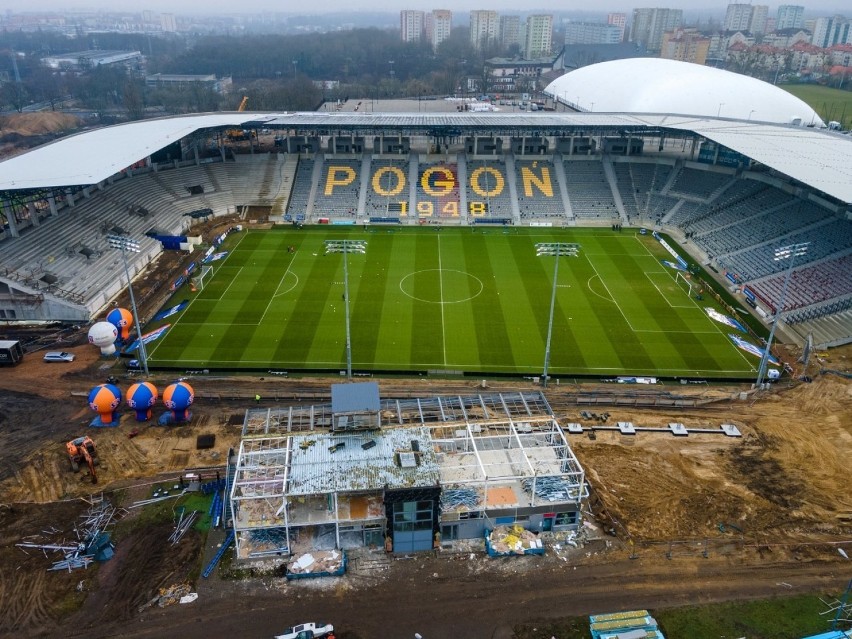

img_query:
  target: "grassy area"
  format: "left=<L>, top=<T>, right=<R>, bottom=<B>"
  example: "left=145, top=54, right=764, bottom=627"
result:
left=656, top=594, right=836, bottom=639
left=779, top=83, right=852, bottom=129
left=513, top=594, right=845, bottom=639
left=146, top=227, right=763, bottom=380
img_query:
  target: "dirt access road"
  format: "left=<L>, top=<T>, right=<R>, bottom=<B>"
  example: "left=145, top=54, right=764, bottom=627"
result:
left=73, top=551, right=848, bottom=639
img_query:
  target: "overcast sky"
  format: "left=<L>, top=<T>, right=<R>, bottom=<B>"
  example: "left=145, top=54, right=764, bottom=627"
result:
left=2, top=1, right=849, bottom=16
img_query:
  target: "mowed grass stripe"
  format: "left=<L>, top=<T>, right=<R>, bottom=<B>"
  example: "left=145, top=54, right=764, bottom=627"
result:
left=459, top=233, right=514, bottom=369
left=350, top=236, right=393, bottom=367
left=375, top=233, right=417, bottom=366
left=409, top=234, right=444, bottom=367
left=270, top=239, right=339, bottom=366
left=207, top=240, right=286, bottom=363
left=581, top=253, right=656, bottom=373
left=603, top=250, right=720, bottom=372
left=508, top=236, right=587, bottom=372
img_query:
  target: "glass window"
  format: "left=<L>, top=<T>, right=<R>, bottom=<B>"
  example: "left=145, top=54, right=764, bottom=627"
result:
left=441, top=524, right=458, bottom=541
left=555, top=511, right=577, bottom=526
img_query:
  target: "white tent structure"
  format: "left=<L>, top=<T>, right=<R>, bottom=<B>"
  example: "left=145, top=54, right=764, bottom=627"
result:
left=544, top=58, right=824, bottom=127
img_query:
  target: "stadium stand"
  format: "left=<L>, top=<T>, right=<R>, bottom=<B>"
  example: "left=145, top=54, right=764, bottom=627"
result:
left=364, top=158, right=410, bottom=220
left=717, top=218, right=850, bottom=281
left=561, top=158, right=617, bottom=220
left=666, top=166, right=734, bottom=199
left=513, top=158, right=565, bottom=221
left=416, top=160, right=461, bottom=221
left=465, top=158, right=514, bottom=221
left=313, top=157, right=362, bottom=218
left=284, top=157, right=315, bottom=222
left=611, top=161, right=673, bottom=223
left=750, top=254, right=852, bottom=313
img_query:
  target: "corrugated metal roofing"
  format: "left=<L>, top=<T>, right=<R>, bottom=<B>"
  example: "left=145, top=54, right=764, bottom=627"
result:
left=0, top=111, right=850, bottom=203
left=331, top=382, right=380, bottom=413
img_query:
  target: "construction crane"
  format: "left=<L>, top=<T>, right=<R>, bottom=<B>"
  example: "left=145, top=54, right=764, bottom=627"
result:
left=227, top=96, right=251, bottom=141
left=66, top=436, right=99, bottom=484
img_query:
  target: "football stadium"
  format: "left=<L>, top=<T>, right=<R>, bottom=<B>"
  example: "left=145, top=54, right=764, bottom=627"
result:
left=1, top=60, right=850, bottom=382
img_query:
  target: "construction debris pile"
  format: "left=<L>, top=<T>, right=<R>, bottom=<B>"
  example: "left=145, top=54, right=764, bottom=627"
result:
left=169, top=508, right=199, bottom=545
left=440, top=488, right=480, bottom=511
left=521, top=476, right=579, bottom=502
left=486, top=525, right=544, bottom=556
left=139, top=583, right=197, bottom=612
left=15, top=497, right=126, bottom=572
left=286, top=549, right=347, bottom=579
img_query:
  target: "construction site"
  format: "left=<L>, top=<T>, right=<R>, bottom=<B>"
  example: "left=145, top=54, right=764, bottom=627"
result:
left=1, top=335, right=851, bottom=637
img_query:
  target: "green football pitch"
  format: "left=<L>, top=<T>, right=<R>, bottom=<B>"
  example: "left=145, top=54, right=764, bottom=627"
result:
left=146, top=227, right=761, bottom=378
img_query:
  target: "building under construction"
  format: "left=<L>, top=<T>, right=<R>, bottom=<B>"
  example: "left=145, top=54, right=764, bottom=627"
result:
left=230, top=383, right=587, bottom=559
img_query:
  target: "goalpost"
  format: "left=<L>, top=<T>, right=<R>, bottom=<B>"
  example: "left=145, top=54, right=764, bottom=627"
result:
left=674, top=270, right=694, bottom=298
left=191, top=265, right=213, bottom=292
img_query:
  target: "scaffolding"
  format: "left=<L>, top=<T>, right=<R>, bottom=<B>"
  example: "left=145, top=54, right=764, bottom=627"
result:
left=231, top=393, right=586, bottom=559
left=241, top=391, right=555, bottom=436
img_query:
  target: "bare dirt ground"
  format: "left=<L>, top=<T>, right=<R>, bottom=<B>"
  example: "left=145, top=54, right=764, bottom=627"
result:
left=0, top=112, right=82, bottom=160
left=1, top=350, right=850, bottom=638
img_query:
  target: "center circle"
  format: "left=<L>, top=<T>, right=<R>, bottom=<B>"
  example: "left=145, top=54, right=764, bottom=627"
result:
left=399, top=269, right=484, bottom=304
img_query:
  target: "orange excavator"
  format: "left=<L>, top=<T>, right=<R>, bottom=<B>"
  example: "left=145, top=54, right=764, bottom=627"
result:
left=66, top=436, right=99, bottom=484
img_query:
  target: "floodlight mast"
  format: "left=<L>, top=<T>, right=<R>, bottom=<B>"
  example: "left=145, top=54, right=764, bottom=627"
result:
left=535, top=243, right=579, bottom=388
left=107, top=235, right=150, bottom=377
left=324, top=240, right=367, bottom=380
left=755, top=242, right=808, bottom=388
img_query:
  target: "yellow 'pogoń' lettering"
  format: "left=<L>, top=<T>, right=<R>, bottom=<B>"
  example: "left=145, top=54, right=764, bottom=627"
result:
left=372, top=166, right=406, bottom=196
left=421, top=166, right=456, bottom=197
left=469, top=166, right=505, bottom=198
left=520, top=165, right=553, bottom=198
left=324, top=166, right=356, bottom=196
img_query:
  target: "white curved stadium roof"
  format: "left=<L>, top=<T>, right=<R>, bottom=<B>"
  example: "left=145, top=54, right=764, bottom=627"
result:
left=1, top=111, right=851, bottom=204
left=544, top=58, right=824, bottom=127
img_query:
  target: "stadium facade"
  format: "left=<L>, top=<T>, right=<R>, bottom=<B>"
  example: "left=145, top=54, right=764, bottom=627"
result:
left=0, top=100, right=850, bottom=348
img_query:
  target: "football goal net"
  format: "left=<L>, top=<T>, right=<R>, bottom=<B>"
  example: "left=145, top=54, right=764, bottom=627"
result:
left=191, top=265, right=213, bottom=292
left=675, top=271, right=695, bottom=298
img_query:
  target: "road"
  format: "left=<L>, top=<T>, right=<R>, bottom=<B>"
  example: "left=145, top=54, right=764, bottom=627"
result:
left=70, top=551, right=849, bottom=639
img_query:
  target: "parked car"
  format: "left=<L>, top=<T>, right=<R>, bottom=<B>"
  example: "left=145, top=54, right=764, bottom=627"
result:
left=43, top=351, right=75, bottom=363
left=125, top=359, right=142, bottom=371
left=275, top=622, right=334, bottom=639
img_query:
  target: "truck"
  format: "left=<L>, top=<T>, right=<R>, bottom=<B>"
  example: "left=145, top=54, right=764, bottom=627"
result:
left=0, top=340, right=24, bottom=366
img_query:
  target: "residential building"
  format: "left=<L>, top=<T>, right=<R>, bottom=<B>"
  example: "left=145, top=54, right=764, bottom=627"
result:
left=160, top=13, right=177, bottom=33
left=400, top=10, right=425, bottom=43
left=777, top=5, right=805, bottom=30
left=427, top=10, right=452, bottom=50
left=564, top=21, right=622, bottom=45
left=725, top=4, right=754, bottom=32
left=661, top=28, right=711, bottom=64
left=607, top=13, right=627, bottom=41
left=500, top=15, right=522, bottom=50
left=763, top=28, right=811, bottom=48
left=749, top=5, right=769, bottom=35
left=524, top=14, right=554, bottom=59
left=470, top=10, right=499, bottom=51
left=630, top=8, right=683, bottom=52
left=812, top=15, right=851, bottom=48
left=485, top=49, right=566, bottom=93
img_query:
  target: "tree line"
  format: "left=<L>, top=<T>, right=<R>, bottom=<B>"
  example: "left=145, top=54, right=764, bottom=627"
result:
left=0, top=26, right=512, bottom=118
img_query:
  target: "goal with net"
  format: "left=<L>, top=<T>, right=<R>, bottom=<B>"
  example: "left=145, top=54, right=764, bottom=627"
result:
left=675, top=271, right=694, bottom=298
left=191, top=265, right=213, bottom=292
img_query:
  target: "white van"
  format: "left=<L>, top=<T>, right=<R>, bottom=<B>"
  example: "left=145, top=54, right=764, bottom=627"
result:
left=43, top=351, right=75, bottom=362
